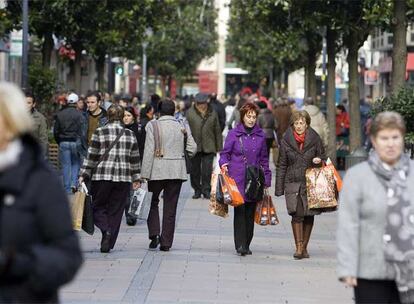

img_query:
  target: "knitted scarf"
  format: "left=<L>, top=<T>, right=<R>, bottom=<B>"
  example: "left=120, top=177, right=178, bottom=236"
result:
left=368, top=150, right=414, bottom=304
left=293, top=131, right=305, bottom=151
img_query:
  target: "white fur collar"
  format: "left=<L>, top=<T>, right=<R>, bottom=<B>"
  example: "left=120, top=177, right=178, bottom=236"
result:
left=0, top=139, right=23, bottom=172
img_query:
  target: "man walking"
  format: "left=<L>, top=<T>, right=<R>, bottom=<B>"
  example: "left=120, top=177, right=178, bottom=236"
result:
left=26, top=91, right=48, bottom=154
left=186, top=93, right=222, bottom=199
left=80, top=91, right=108, bottom=158
left=54, top=93, right=84, bottom=194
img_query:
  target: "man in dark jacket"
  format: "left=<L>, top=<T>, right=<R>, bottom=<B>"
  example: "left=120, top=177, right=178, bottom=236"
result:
left=54, top=93, right=84, bottom=194
left=257, top=101, right=277, bottom=157
left=209, top=93, right=226, bottom=131
left=186, top=93, right=223, bottom=199
left=79, top=91, right=108, bottom=158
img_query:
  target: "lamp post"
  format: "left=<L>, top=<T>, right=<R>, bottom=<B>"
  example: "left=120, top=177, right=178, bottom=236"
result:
left=141, top=27, right=153, bottom=103
left=21, top=0, right=28, bottom=88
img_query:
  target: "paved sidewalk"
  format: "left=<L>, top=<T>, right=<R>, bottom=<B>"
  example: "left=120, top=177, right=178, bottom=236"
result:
left=62, top=177, right=353, bottom=304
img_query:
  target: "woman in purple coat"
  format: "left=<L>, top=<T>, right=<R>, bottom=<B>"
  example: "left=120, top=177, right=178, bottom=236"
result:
left=219, top=102, right=271, bottom=256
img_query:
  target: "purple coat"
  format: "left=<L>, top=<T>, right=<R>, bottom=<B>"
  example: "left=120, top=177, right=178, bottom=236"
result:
left=219, top=123, right=271, bottom=203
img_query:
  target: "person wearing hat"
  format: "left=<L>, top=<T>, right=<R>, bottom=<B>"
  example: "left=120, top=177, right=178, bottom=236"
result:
left=54, top=92, right=85, bottom=194
left=186, top=92, right=223, bottom=199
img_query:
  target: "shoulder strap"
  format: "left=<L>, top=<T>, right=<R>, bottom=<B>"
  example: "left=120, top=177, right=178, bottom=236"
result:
left=238, top=136, right=247, bottom=164
left=152, top=120, right=163, bottom=157
left=93, top=127, right=125, bottom=171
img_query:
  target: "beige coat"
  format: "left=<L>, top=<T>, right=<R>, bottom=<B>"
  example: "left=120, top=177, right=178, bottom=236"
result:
left=141, top=116, right=197, bottom=181
left=302, top=105, right=329, bottom=147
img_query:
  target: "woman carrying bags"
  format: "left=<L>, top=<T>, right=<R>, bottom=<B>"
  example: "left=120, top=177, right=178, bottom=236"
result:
left=219, top=102, right=271, bottom=256
left=275, top=110, right=326, bottom=260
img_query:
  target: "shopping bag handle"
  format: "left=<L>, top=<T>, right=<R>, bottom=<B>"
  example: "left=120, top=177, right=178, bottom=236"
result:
left=80, top=182, right=89, bottom=195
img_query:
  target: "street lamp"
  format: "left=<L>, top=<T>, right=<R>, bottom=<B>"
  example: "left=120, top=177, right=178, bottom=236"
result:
left=141, top=27, right=153, bottom=103
left=21, top=0, right=28, bottom=88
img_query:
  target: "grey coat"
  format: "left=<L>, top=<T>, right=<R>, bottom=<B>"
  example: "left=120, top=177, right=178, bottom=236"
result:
left=337, top=160, right=414, bottom=280
left=141, top=116, right=197, bottom=181
left=275, top=127, right=326, bottom=216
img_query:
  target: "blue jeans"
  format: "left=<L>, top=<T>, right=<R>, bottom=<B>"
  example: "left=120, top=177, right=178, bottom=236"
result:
left=59, top=141, right=81, bottom=193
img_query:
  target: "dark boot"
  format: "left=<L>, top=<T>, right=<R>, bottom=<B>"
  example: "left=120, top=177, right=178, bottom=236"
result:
left=149, top=235, right=160, bottom=250
left=302, top=218, right=314, bottom=258
left=291, top=222, right=304, bottom=259
left=100, top=231, right=111, bottom=253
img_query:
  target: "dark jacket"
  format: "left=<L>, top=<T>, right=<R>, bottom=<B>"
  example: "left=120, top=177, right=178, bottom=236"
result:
left=0, top=135, right=83, bottom=303
left=219, top=123, right=271, bottom=202
left=209, top=99, right=226, bottom=131
left=79, top=108, right=108, bottom=157
left=258, top=108, right=276, bottom=139
left=137, top=116, right=151, bottom=163
left=53, top=104, right=84, bottom=144
left=186, top=104, right=223, bottom=154
left=126, top=122, right=142, bottom=163
left=275, top=127, right=326, bottom=216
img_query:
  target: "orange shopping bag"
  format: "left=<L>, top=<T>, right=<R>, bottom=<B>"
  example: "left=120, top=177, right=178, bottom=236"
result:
left=221, top=169, right=244, bottom=207
left=326, top=158, right=343, bottom=192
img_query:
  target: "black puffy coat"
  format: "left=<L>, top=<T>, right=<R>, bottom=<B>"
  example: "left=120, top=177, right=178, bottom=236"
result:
left=258, top=108, right=276, bottom=139
left=0, top=135, right=83, bottom=303
left=275, top=127, right=326, bottom=216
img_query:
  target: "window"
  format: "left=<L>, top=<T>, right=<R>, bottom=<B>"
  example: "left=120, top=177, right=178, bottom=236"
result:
left=388, top=35, right=393, bottom=45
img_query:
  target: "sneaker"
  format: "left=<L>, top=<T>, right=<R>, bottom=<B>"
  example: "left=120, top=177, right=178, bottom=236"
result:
left=160, top=246, right=170, bottom=252
left=149, top=235, right=160, bottom=250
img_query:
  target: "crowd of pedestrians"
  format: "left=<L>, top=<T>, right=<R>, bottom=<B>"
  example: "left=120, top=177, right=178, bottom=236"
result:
left=0, top=80, right=413, bottom=304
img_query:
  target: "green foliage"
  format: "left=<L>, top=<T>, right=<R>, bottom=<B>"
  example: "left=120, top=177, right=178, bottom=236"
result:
left=371, top=86, right=414, bottom=141
left=28, top=60, right=58, bottom=105
left=147, top=0, right=218, bottom=78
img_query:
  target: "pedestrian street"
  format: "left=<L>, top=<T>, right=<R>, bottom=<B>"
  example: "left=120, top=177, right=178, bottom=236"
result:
left=62, top=174, right=353, bottom=304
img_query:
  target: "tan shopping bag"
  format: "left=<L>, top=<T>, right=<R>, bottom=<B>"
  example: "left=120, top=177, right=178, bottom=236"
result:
left=71, top=190, right=86, bottom=231
left=306, top=165, right=338, bottom=210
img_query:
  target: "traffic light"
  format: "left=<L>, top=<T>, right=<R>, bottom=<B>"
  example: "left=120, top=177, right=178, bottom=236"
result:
left=115, top=65, right=124, bottom=76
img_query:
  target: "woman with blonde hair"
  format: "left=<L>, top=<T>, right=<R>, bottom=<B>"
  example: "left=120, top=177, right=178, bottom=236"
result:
left=0, top=82, right=82, bottom=302
left=275, top=110, right=325, bottom=259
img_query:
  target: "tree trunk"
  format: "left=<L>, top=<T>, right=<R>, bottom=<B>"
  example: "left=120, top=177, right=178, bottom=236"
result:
left=42, top=32, right=53, bottom=68
left=73, top=43, right=83, bottom=93
left=347, top=33, right=362, bottom=152
left=160, top=76, right=166, bottom=98
left=326, top=28, right=337, bottom=164
left=391, top=0, right=407, bottom=93
left=305, top=47, right=317, bottom=101
left=95, top=55, right=105, bottom=91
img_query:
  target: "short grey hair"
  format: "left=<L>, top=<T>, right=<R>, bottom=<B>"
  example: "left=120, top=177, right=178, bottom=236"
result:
left=370, top=111, right=406, bottom=137
left=0, top=81, right=34, bottom=137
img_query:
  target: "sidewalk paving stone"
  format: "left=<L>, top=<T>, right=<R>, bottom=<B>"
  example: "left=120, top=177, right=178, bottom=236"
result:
left=62, top=175, right=353, bottom=303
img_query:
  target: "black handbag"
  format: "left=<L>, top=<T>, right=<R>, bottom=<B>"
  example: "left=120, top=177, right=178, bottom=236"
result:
left=216, top=173, right=225, bottom=204
left=239, top=137, right=265, bottom=201
left=82, top=193, right=94, bottom=235
left=183, top=132, right=192, bottom=174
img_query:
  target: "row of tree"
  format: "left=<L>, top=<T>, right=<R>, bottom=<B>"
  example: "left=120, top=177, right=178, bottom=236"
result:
left=0, top=0, right=218, bottom=94
left=227, top=0, right=414, bottom=159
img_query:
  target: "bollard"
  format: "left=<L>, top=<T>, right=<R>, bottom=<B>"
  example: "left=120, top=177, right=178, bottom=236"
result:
left=345, top=147, right=368, bottom=170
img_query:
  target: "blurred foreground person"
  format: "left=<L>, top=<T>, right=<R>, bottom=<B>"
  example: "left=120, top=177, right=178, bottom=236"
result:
left=275, top=110, right=325, bottom=259
left=337, top=112, right=414, bottom=304
left=141, top=99, right=197, bottom=251
left=79, top=105, right=141, bottom=253
left=0, top=82, right=82, bottom=302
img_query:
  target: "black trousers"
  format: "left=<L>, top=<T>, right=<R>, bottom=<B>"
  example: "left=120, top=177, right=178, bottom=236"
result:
left=91, top=181, right=130, bottom=249
left=147, top=179, right=183, bottom=248
left=234, top=202, right=256, bottom=250
left=354, top=279, right=401, bottom=304
left=190, top=152, right=215, bottom=196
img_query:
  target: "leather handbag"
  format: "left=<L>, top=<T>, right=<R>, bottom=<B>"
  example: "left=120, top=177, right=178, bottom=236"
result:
left=239, top=137, right=265, bottom=201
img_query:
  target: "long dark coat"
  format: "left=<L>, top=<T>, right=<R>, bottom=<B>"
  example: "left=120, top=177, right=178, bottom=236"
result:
left=0, top=135, right=83, bottom=303
left=275, top=127, right=326, bottom=216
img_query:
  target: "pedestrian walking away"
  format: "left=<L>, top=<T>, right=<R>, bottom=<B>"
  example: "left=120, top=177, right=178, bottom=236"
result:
left=141, top=99, right=197, bottom=251
left=302, top=97, right=329, bottom=148
left=79, top=105, right=141, bottom=253
left=275, top=110, right=326, bottom=259
left=0, top=82, right=83, bottom=303
left=257, top=100, right=277, bottom=158
left=186, top=92, right=223, bottom=199
left=54, top=92, right=85, bottom=194
left=337, top=111, right=414, bottom=304
left=219, top=102, right=271, bottom=256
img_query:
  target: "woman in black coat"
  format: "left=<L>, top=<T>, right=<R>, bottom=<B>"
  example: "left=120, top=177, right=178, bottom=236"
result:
left=275, top=110, right=326, bottom=260
left=0, top=82, right=83, bottom=303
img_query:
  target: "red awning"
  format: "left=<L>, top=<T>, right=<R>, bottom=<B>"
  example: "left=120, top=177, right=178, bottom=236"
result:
left=406, top=53, right=414, bottom=71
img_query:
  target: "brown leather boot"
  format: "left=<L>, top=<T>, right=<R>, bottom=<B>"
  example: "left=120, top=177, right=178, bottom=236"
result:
left=291, top=222, right=304, bottom=259
left=302, top=220, right=314, bottom=258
